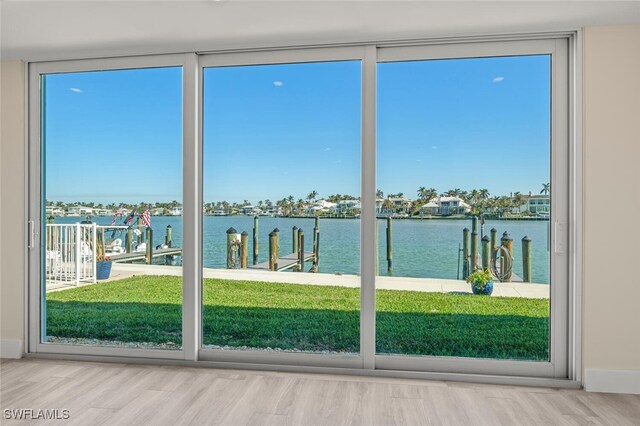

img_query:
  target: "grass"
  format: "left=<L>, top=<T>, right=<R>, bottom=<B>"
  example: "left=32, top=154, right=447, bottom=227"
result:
left=46, top=275, right=549, bottom=360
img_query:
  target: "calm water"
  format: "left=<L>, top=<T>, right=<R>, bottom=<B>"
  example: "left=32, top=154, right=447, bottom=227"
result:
left=54, top=216, right=550, bottom=284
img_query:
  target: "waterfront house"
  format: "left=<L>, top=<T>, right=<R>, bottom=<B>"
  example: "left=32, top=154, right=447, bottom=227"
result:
left=66, top=206, right=94, bottom=216
left=332, top=199, right=360, bottom=214
left=306, top=199, right=337, bottom=216
left=420, top=196, right=471, bottom=215
left=45, top=207, right=64, bottom=217
left=520, top=194, right=551, bottom=214
left=240, top=205, right=261, bottom=215
left=169, top=206, right=183, bottom=216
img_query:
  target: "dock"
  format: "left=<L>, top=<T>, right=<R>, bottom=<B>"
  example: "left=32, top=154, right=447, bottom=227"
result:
left=110, top=248, right=182, bottom=263
left=248, top=251, right=315, bottom=271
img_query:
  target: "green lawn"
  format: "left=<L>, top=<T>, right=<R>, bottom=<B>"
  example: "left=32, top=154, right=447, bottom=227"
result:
left=46, top=275, right=549, bottom=360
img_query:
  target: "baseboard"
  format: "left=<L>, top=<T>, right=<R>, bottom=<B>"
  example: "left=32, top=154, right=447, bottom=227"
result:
left=0, top=339, right=24, bottom=359
left=584, top=368, right=640, bottom=394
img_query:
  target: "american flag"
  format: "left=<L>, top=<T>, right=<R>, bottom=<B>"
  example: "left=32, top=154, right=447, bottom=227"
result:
left=111, top=207, right=124, bottom=225
left=141, top=210, right=151, bottom=227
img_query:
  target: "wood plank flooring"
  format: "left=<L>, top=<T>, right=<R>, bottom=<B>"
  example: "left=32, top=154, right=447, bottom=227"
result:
left=1, top=358, right=639, bottom=425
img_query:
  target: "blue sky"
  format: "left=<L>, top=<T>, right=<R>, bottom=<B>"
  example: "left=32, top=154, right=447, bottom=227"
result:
left=45, top=55, right=550, bottom=205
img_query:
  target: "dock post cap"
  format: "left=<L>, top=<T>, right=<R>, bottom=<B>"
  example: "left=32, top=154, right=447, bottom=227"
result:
left=481, top=235, right=490, bottom=241
left=522, top=235, right=531, bottom=241
left=241, top=231, right=248, bottom=236
left=501, top=232, right=512, bottom=241
left=166, top=224, right=172, bottom=229
left=273, top=227, right=280, bottom=233
left=227, top=227, right=238, bottom=234
left=269, top=230, right=277, bottom=237
left=491, top=228, right=497, bottom=232
left=463, top=227, right=469, bottom=232
left=292, top=226, right=298, bottom=230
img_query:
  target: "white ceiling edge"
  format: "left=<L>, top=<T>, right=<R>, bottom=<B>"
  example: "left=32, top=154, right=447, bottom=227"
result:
left=1, top=1, right=640, bottom=62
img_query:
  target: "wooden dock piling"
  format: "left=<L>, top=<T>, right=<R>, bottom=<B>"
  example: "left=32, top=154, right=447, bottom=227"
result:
left=471, top=230, right=479, bottom=271
left=522, top=235, right=532, bottom=282
left=145, top=227, right=153, bottom=265
left=165, top=224, right=172, bottom=247
left=292, top=226, right=298, bottom=255
left=462, top=228, right=470, bottom=279
left=313, top=217, right=319, bottom=263
left=501, top=231, right=513, bottom=282
left=226, top=227, right=238, bottom=269
left=126, top=227, right=133, bottom=253
left=481, top=235, right=490, bottom=269
left=298, top=228, right=305, bottom=272
left=312, top=231, right=320, bottom=272
left=268, top=228, right=279, bottom=271
left=386, top=217, right=393, bottom=273
left=490, top=228, right=498, bottom=253
left=241, top=231, right=248, bottom=269
left=253, top=216, right=259, bottom=265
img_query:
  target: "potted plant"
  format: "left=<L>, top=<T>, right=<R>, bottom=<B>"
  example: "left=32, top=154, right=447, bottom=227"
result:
left=95, top=231, right=112, bottom=280
left=466, top=268, right=494, bottom=295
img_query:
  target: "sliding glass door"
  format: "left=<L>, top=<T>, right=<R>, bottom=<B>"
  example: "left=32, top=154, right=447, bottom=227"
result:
left=374, top=40, right=569, bottom=377
left=28, top=40, right=572, bottom=377
left=29, top=56, right=187, bottom=357
left=199, top=50, right=363, bottom=365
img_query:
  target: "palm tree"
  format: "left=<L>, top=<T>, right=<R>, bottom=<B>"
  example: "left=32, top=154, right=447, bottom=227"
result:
left=417, top=187, right=437, bottom=203
left=376, top=189, right=384, bottom=199
left=479, top=188, right=490, bottom=200
left=382, top=198, right=394, bottom=212
left=444, top=188, right=462, bottom=198
left=512, top=192, right=527, bottom=212
left=307, top=190, right=318, bottom=203
left=540, top=183, right=551, bottom=195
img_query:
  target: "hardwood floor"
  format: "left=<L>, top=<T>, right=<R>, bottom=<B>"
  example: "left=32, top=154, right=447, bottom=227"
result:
left=1, top=358, right=639, bottom=425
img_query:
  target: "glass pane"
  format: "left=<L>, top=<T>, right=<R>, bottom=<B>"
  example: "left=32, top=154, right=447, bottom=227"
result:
left=376, top=55, right=551, bottom=361
left=42, top=67, right=183, bottom=350
left=202, top=61, right=361, bottom=354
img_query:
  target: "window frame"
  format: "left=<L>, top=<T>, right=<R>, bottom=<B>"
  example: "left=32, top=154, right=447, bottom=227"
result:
left=26, top=35, right=579, bottom=383
left=198, top=46, right=368, bottom=369
left=374, top=38, right=570, bottom=378
left=27, top=54, right=195, bottom=360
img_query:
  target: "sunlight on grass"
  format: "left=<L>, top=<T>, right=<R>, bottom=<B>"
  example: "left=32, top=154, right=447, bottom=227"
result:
left=47, top=275, right=549, bottom=360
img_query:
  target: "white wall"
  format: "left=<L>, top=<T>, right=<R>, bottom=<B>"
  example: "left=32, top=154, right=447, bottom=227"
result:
left=582, top=25, right=640, bottom=394
left=0, top=60, right=25, bottom=358
left=1, top=26, right=640, bottom=393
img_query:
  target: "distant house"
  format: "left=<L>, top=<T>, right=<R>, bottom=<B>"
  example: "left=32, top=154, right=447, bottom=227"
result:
left=169, top=206, right=183, bottom=216
left=67, top=206, right=94, bottom=216
left=240, top=205, right=261, bottom=215
left=332, top=199, right=360, bottom=214
left=380, top=197, right=412, bottom=215
left=151, top=207, right=165, bottom=216
left=45, top=207, right=64, bottom=217
left=520, top=195, right=550, bottom=214
left=306, top=199, right=336, bottom=216
left=420, top=196, right=470, bottom=215
left=92, top=208, right=113, bottom=216
left=264, top=205, right=282, bottom=216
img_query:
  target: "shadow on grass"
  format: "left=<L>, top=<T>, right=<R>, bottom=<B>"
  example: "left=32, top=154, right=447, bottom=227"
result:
left=46, top=301, right=548, bottom=360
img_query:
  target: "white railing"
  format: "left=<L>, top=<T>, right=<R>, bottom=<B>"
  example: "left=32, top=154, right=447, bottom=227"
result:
left=45, top=223, right=97, bottom=287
